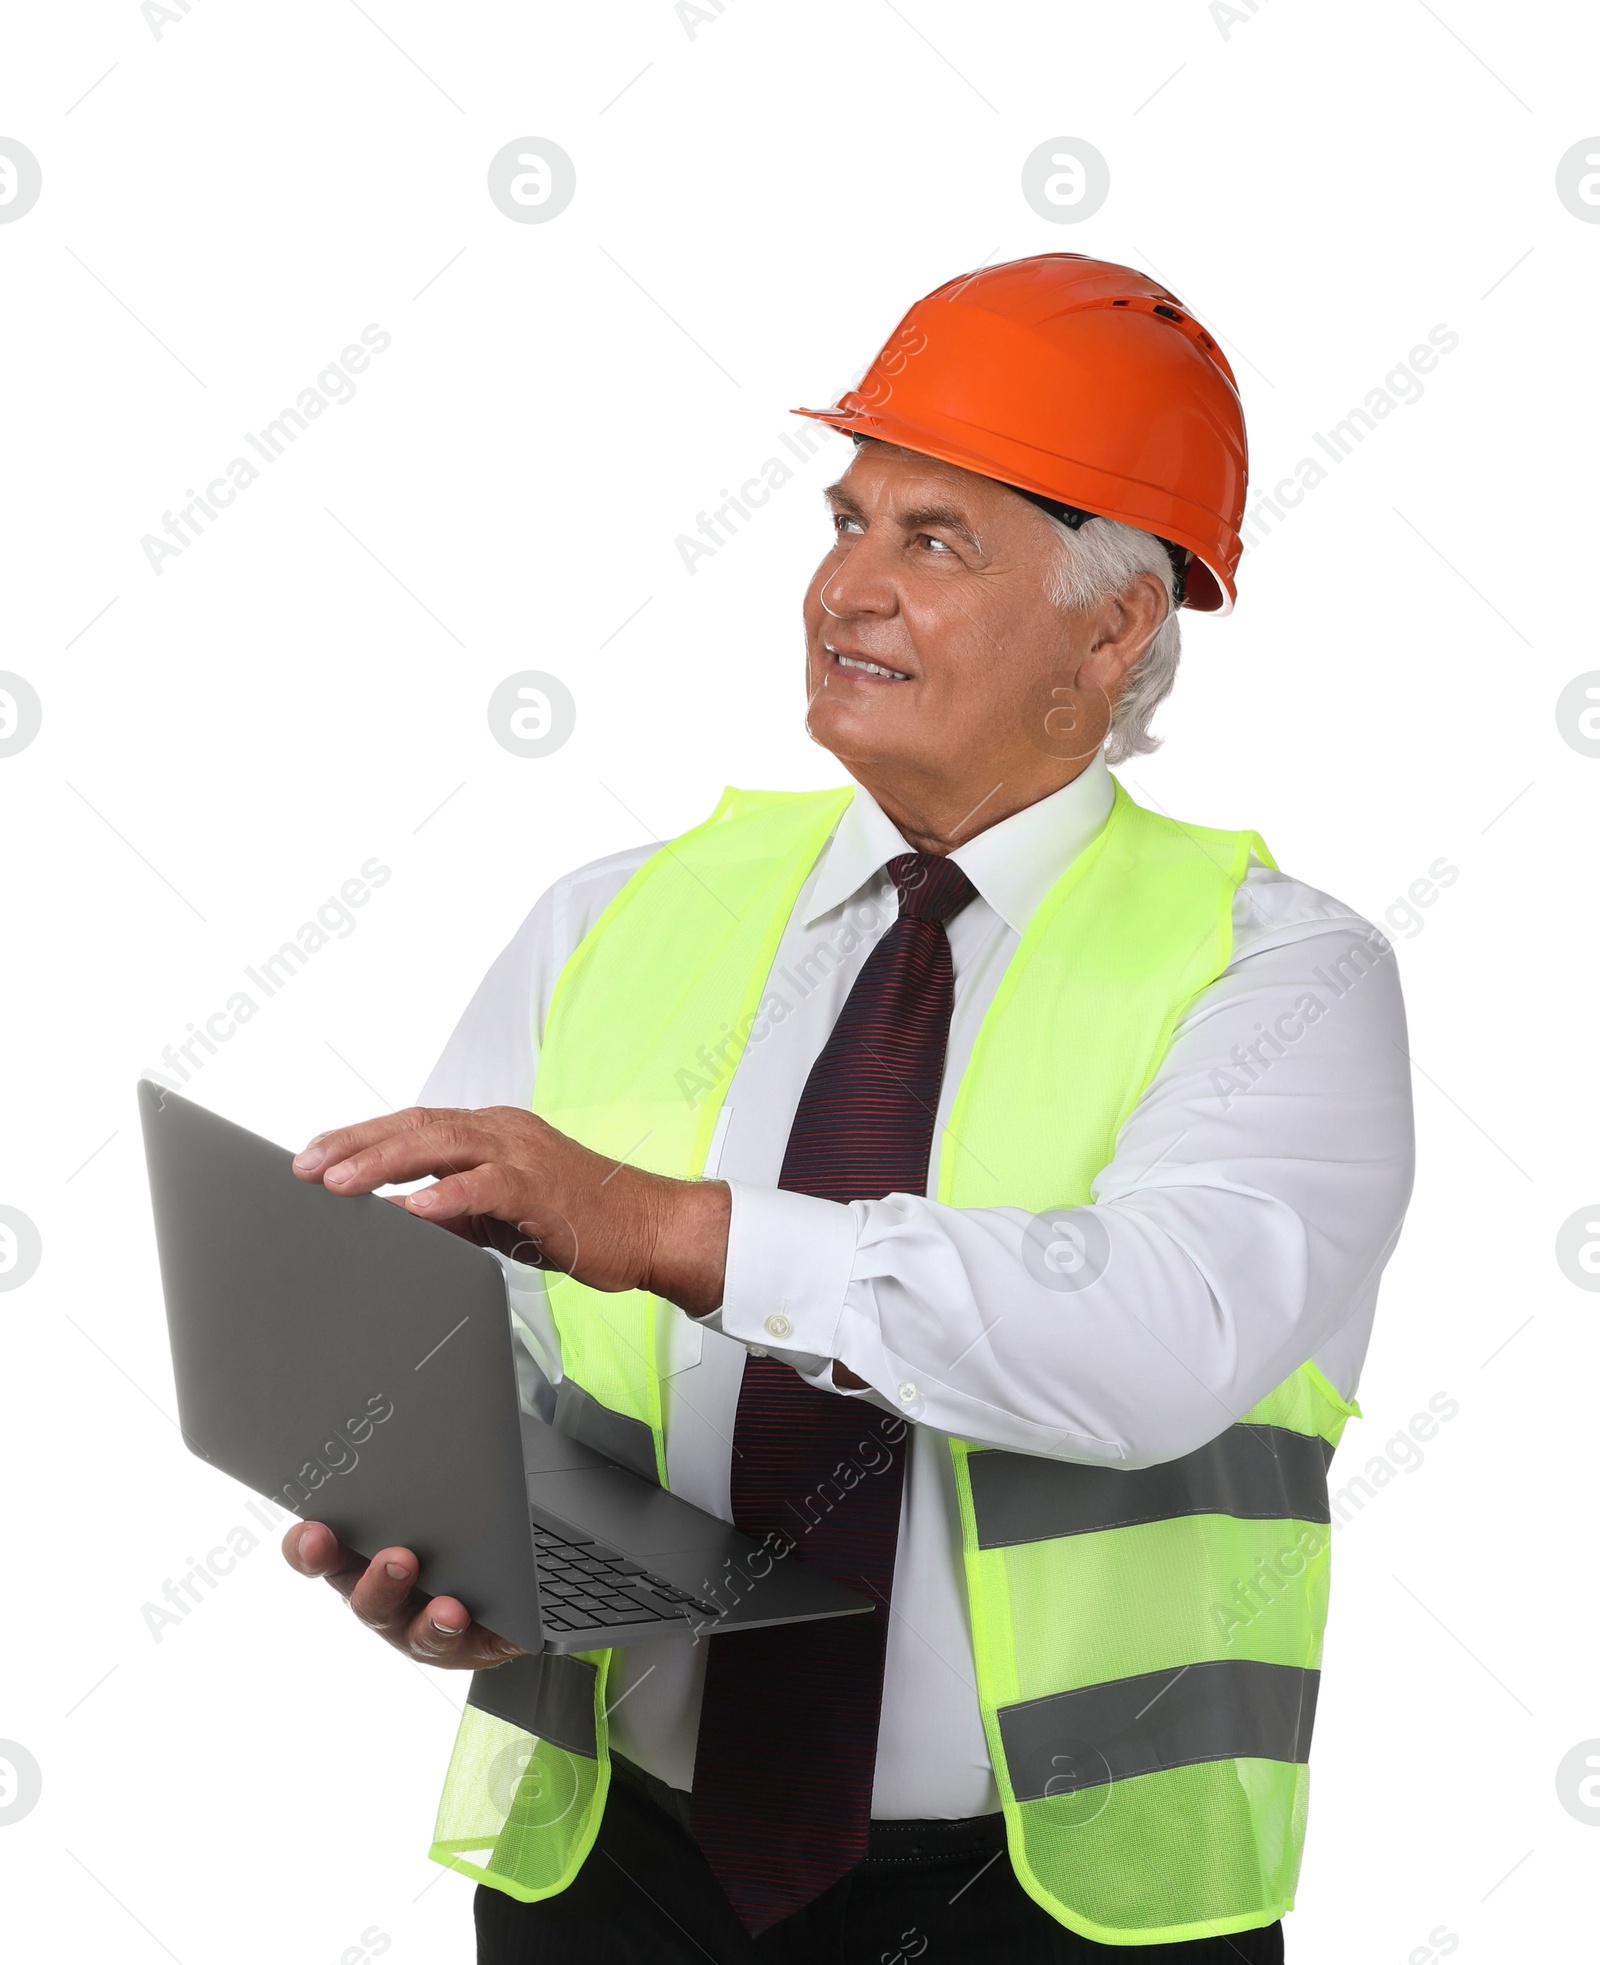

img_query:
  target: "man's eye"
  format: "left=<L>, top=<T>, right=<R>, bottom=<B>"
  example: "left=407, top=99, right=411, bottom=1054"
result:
left=917, top=533, right=954, bottom=554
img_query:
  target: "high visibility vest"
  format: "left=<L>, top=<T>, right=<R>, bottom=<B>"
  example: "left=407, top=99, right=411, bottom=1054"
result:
left=427, top=780, right=1359, bottom=1946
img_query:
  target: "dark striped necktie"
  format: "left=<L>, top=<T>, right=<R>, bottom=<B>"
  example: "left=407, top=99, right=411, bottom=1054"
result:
left=688, top=850, right=980, bottom=1935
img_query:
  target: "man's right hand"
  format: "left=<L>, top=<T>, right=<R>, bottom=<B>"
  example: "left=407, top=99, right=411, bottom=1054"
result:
left=282, top=1520, right=525, bottom=1670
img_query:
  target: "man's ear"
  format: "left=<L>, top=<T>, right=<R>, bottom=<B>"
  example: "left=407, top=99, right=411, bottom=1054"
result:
left=1088, top=574, right=1169, bottom=682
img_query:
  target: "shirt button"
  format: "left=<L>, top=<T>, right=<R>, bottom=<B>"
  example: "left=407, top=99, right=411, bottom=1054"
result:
left=748, top=1346, right=769, bottom=1359
left=764, top=1313, right=793, bottom=1340
left=897, top=1381, right=918, bottom=1404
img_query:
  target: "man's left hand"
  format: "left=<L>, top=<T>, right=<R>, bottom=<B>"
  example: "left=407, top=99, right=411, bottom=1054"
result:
left=291, top=1105, right=730, bottom=1314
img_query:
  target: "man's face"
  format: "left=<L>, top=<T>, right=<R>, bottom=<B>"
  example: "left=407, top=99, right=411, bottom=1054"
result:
left=801, top=443, right=1135, bottom=805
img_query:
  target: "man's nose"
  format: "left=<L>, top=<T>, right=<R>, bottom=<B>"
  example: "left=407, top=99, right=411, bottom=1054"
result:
left=818, top=539, right=897, bottom=620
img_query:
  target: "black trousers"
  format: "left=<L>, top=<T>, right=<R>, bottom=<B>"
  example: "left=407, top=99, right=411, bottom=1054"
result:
left=474, top=1757, right=1286, bottom=1964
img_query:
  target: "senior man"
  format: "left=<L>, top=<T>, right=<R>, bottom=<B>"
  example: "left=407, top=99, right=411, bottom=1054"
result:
left=285, top=256, right=1413, bottom=1962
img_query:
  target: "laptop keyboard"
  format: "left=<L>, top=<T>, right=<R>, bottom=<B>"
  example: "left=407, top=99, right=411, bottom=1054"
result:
left=530, top=1520, right=721, bottom=1632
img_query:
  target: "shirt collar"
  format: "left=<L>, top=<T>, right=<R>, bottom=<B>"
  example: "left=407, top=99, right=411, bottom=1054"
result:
left=802, top=750, right=1116, bottom=937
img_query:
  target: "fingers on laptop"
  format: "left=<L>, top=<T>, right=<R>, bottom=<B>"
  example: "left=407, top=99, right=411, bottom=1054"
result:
left=338, top=1133, right=484, bottom=1200
left=406, top=1599, right=478, bottom=1661
left=385, top=1585, right=522, bottom=1668
left=284, top=1525, right=521, bottom=1668
left=281, top=1519, right=363, bottom=1589
left=347, top=1547, right=427, bottom=1630
left=293, top=1107, right=468, bottom=1186
left=291, top=1110, right=423, bottom=1176
left=282, top=1523, right=405, bottom=1615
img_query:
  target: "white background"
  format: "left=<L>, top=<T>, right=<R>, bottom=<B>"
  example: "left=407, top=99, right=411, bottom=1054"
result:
left=2, top=1, right=1597, bottom=1958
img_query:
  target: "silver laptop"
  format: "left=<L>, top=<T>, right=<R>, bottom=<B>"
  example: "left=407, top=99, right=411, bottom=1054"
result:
left=137, top=1080, right=872, bottom=1658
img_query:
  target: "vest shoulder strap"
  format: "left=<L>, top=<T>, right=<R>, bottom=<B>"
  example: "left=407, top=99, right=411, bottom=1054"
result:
left=941, top=781, right=1270, bottom=1210
left=534, top=783, right=851, bottom=1167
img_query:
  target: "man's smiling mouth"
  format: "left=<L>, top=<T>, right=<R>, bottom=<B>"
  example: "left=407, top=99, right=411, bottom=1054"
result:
left=825, top=642, right=911, bottom=682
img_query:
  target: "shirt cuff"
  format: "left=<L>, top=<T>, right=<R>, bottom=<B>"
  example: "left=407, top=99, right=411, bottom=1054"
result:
left=713, top=1179, right=859, bottom=1372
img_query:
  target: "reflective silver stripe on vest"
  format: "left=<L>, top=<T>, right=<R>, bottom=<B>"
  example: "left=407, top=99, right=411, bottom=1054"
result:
left=969, top=1425, right=1334, bottom=1548
left=467, top=1652, right=599, bottom=1759
left=553, top=1378, right=660, bottom=1485
left=999, top=1659, right=1319, bottom=1800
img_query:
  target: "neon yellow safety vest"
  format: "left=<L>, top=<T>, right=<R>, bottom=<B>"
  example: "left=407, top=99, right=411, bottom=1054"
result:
left=428, top=779, right=1359, bottom=1946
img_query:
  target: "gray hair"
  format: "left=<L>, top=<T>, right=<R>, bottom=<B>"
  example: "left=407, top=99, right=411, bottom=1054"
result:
left=1041, top=517, right=1182, bottom=765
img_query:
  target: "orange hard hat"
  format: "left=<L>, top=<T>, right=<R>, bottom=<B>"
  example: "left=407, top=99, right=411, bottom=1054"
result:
left=793, top=253, right=1249, bottom=614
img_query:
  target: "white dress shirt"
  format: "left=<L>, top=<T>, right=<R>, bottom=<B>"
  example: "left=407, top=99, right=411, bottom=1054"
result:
left=420, top=752, right=1415, bottom=1818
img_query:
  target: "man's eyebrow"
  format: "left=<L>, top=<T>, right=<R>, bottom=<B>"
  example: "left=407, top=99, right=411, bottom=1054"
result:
left=821, top=484, right=984, bottom=550
left=898, top=502, right=983, bottom=548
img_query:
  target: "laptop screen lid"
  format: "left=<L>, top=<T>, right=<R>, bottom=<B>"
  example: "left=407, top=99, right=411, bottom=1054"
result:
left=137, top=1080, right=547, bottom=1651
